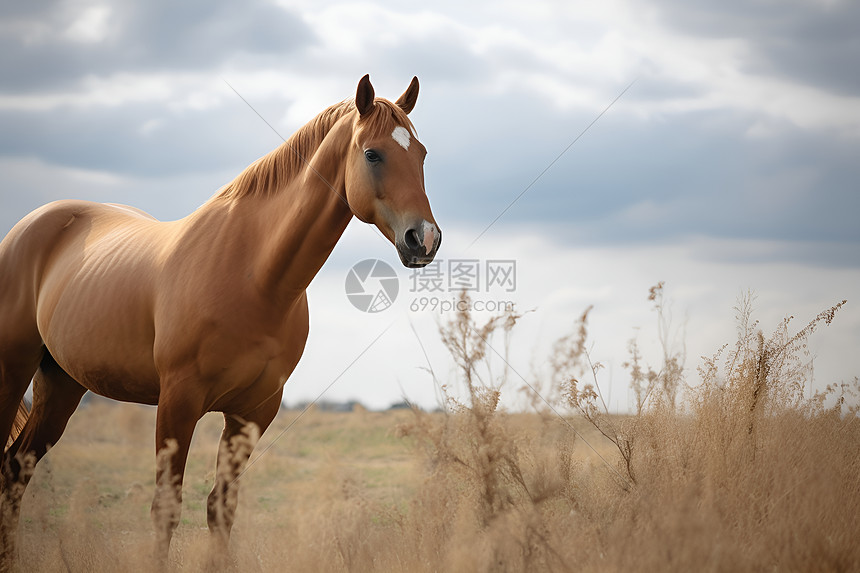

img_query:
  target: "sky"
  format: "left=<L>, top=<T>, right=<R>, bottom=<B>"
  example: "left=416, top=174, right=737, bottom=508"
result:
left=1, top=0, right=859, bottom=412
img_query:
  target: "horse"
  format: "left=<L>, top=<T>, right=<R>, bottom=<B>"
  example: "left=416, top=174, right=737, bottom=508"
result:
left=0, top=74, right=441, bottom=565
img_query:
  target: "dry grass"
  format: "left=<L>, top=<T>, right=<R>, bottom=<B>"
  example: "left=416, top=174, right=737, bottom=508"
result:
left=8, top=287, right=860, bottom=571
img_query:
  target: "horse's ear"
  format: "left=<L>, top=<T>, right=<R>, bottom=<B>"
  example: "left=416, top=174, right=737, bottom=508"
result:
left=356, top=74, right=375, bottom=117
left=395, top=76, right=419, bottom=115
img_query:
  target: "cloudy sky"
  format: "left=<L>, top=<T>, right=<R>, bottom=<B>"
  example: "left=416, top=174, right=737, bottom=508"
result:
left=2, top=0, right=859, bottom=412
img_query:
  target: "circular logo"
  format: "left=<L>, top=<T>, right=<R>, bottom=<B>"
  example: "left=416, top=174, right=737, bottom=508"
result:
left=345, top=259, right=399, bottom=313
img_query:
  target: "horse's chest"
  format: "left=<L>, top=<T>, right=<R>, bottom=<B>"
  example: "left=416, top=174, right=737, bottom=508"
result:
left=152, top=298, right=309, bottom=409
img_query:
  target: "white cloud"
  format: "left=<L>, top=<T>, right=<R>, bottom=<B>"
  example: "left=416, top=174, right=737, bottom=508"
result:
left=64, top=5, right=112, bottom=44
left=139, top=118, right=165, bottom=135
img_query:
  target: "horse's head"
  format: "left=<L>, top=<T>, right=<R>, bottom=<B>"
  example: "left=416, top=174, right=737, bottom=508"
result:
left=345, top=75, right=441, bottom=268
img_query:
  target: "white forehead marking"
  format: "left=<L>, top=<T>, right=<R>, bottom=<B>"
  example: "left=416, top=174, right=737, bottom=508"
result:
left=391, top=126, right=411, bottom=150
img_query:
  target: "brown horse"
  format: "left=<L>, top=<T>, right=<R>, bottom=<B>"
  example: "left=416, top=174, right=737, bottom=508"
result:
left=0, top=75, right=440, bottom=564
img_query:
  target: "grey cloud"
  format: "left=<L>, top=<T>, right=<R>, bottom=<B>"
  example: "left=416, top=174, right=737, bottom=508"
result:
left=627, top=75, right=708, bottom=102
left=0, top=0, right=313, bottom=93
left=0, top=101, right=280, bottom=177
left=385, top=36, right=492, bottom=86
left=651, top=0, right=860, bottom=96
left=119, top=0, right=312, bottom=69
left=422, top=87, right=860, bottom=264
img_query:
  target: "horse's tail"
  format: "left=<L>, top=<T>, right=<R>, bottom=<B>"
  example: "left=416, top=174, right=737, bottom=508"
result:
left=5, top=401, right=29, bottom=452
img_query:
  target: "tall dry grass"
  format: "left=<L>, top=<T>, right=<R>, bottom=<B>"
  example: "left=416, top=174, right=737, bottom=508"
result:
left=6, top=286, right=859, bottom=571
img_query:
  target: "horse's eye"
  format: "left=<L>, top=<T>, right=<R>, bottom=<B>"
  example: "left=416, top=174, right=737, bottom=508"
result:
left=364, top=149, right=382, bottom=164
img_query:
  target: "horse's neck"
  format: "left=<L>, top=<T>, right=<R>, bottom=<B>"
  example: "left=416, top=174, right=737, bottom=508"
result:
left=246, top=120, right=355, bottom=300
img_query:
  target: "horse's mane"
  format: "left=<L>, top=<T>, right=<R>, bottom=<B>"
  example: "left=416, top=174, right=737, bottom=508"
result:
left=215, top=98, right=415, bottom=201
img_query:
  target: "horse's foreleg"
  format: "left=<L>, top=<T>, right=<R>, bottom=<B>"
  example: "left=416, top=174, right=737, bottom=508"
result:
left=151, top=389, right=202, bottom=564
left=207, top=390, right=282, bottom=552
left=1, top=354, right=85, bottom=566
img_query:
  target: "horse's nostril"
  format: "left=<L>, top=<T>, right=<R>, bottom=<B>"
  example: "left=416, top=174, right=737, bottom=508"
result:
left=404, top=228, right=421, bottom=250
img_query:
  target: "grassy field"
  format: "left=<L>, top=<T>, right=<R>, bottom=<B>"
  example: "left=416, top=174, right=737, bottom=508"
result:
left=10, top=289, right=860, bottom=571
left=18, top=401, right=621, bottom=571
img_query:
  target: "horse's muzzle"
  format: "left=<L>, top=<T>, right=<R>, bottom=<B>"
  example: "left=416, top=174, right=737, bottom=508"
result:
left=396, top=220, right=441, bottom=268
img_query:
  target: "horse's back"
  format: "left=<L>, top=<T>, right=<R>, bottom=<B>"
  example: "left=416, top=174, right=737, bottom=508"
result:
left=1, top=200, right=158, bottom=294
